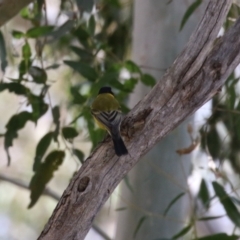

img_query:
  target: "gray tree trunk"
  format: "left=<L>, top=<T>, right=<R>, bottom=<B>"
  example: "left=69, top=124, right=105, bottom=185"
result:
left=115, top=1, right=207, bottom=239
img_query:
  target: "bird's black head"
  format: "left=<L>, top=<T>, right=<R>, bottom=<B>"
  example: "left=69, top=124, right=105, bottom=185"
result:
left=98, top=86, right=114, bottom=95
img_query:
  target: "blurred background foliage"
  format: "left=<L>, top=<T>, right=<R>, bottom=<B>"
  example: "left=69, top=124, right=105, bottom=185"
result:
left=1, top=0, right=240, bottom=239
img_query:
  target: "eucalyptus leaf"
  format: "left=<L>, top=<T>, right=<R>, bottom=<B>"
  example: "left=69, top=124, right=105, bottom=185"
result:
left=29, top=150, right=65, bottom=208
left=47, top=20, right=75, bottom=42
left=194, top=233, right=239, bottom=240
left=141, top=73, right=156, bottom=87
left=62, top=127, right=78, bottom=139
left=0, top=31, right=7, bottom=72
left=12, top=30, right=25, bottom=39
left=73, top=148, right=84, bottom=164
left=212, top=181, right=240, bottom=227
left=4, top=111, right=33, bottom=165
left=33, top=132, right=53, bottom=171
left=52, top=106, right=60, bottom=142
left=180, top=0, right=202, bottom=30
left=133, top=216, right=148, bottom=239
left=163, top=192, right=185, bottom=216
left=29, top=66, right=47, bottom=84
left=76, top=0, right=94, bottom=13
left=172, top=224, right=192, bottom=239
left=198, top=179, right=210, bottom=209
left=0, top=83, right=28, bottom=95
left=26, top=26, right=54, bottom=38
left=64, top=60, right=98, bottom=82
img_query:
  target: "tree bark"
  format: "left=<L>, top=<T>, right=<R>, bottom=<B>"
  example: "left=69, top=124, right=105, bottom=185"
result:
left=0, top=0, right=33, bottom=27
left=38, top=0, right=236, bottom=239
left=115, top=1, right=207, bottom=239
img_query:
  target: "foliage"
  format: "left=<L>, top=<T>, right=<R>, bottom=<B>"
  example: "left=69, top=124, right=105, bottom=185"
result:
left=0, top=0, right=156, bottom=209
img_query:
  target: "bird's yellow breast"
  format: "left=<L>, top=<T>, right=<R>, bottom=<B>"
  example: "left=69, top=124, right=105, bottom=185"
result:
left=91, top=93, right=120, bottom=112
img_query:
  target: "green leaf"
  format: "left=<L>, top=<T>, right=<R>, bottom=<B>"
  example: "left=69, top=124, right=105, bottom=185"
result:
left=64, top=60, right=98, bottom=82
left=133, top=216, right=147, bottom=238
left=73, top=25, right=90, bottom=48
left=89, top=128, right=105, bottom=149
left=19, top=59, right=32, bottom=79
left=212, top=181, right=240, bottom=227
left=194, top=233, right=239, bottom=240
left=82, top=106, right=105, bottom=148
left=200, top=126, right=221, bottom=159
left=73, top=148, right=84, bottom=164
left=62, top=127, right=78, bottom=139
left=12, top=30, right=25, bottom=39
left=76, top=0, right=94, bottom=13
left=20, top=7, right=31, bottom=20
left=29, top=66, right=47, bottom=84
left=22, top=41, right=31, bottom=60
left=0, top=31, right=8, bottom=72
left=141, top=73, right=156, bottom=87
left=198, top=179, right=210, bottom=209
left=124, top=60, right=141, bottom=73
left=4, top=111, right=32, bottom=165
left=124, top=78, right=138, bottom=92
left=21, top=41, right=31, bottom=78
left=172, top=224, right=192, bottom=239
left=110, top=81, right=127, bottom=92
left=226, top=74, right=238, bottom=109
left=120, top=103, right=130, bottom=114
left=0, top=83, right=28, bottom=95
left=197, top=215, right=225, bottom=221
left=52, top=106, right=60, bottom=142
left=115, top=207, right=127, bottom=211
left=99, top=71, right=119, bottom=84
left=37, top=0, right=44, bottom=13
left=28, top=150, right=65, bottom=208
left=47, top=20, right=75, bottom=42
left=33, top=132, right=53, bottom=171
left=45, top=63, right=60, bottom=70
left=26, top=26, right=54, bottom=38
left=88, top=15, right=95, bottom=35
left=28, top=94, right=48, bottom=122
left=6, top=111, right=32, bottom=131
left=70, top=87, right=87, bottom=104
left=70, top=46, right=93, bottom=61
left=163, top=192, right=185, bottom=216
left=180, top=0, right=202, bottom=31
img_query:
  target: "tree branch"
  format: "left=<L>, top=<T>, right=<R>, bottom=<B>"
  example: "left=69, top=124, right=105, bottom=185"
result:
left=0, top=0, right=33, bottom=27
left=37, top=0, right=236, bottom=239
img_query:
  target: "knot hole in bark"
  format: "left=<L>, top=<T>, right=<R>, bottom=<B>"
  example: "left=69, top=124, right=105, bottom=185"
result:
left=78, top=176, right=90, bottom=192
left=210, top=61, right=222, bottom=81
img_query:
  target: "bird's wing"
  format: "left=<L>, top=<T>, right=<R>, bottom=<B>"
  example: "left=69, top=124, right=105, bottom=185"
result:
left=91, top=109, right=122, bottom=131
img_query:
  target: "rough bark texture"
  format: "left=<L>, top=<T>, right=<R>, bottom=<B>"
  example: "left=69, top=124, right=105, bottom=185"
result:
left=0, top=0, right=33, bottom=27
left=38, top=0, right=236, bottom=239
left=115, top=0, right=207, bottom=239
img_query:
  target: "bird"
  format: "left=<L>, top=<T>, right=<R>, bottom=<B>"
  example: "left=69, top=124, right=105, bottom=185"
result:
left=91, top=86, right=128, bottom=156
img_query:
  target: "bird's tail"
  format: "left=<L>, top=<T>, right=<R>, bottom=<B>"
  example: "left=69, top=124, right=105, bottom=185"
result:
left=110, top=128, right=128, bottom=156
left=112, top=136, right=128, bottom=156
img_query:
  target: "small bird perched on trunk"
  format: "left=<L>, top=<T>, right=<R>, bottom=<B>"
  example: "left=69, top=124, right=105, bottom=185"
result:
left=91, top=86, right=128, bottom=156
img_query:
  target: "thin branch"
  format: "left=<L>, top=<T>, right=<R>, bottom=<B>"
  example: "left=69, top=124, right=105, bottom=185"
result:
left=0, top=173, right=112, bottom=240
left=0, top=173, right=59, bottom=201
